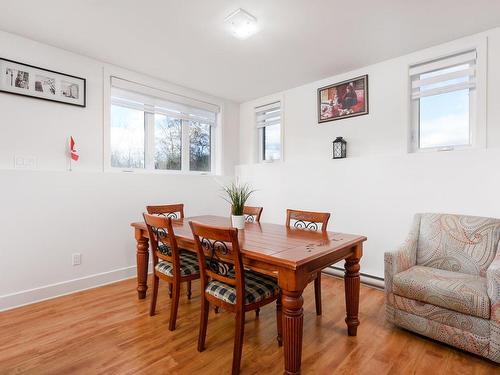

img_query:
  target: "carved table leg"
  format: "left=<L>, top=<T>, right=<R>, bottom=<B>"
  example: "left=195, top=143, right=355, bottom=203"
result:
left=282, top=289, right=304, bottom=375
left=344, top=253, right=361, bottom=336
left=135, top=230, right=149, bottom=299
left=276, top=291, right=283, bottom=347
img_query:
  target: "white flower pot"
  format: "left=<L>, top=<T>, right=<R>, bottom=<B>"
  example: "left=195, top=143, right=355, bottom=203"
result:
left=231, top=215, right=245, bottom=230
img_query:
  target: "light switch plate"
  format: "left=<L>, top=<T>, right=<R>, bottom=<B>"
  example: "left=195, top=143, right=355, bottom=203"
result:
left=14, top=155, right=38, bottom=169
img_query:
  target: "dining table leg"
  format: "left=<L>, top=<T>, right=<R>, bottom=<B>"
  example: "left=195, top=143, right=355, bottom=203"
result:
left=344, top=244, right=362, bottom=336
left=135, top=229, right=149, bottom=299
left=281, top=288, right=304, bottom=375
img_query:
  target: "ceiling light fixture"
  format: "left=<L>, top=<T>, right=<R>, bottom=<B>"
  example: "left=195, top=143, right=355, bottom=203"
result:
left=225, top=8, right=258, bottom=40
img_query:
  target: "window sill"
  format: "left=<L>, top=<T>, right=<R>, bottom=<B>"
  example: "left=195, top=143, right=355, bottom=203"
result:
left=259, top=158, right=283, bottom=164
left=104, top=168, right=216, bottom=176
left=408, top=144, right=482, bottom=154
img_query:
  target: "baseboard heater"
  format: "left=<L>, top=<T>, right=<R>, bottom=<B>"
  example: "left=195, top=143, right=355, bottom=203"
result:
left=323, top=266, right=385, bottom=289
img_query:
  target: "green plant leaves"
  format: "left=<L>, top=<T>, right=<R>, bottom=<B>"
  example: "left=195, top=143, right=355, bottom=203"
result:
left=221, top=181, right=255, bottom=215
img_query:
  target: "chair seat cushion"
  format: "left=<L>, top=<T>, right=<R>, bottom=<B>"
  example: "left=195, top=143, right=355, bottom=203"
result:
left=393, top=266, right=490, bottom=319
left=205, top=270, right=279, bottom=305
left=155, top=251, right=199, bottom=277
left=158, top=244, right=172, bottom=256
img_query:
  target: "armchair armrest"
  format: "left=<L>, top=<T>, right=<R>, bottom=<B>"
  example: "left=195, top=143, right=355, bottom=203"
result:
left=487, top=249, right=500, bottom=322
left=384, top=214, right=420, bottom=299
left=487, top=246, right=500, bottom=362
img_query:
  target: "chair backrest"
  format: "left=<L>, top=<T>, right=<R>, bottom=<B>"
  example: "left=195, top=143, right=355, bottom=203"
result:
left=146, top=204, right=184, bottom=219
left=189, top=221, right=245, bottom=302
left=286, top=209, right=330, bottom=232
left=143, top=213, right=181, bottom=273
left=243, top=206, right=263, bottom=223
left=416, top=213, right=500, bottom=276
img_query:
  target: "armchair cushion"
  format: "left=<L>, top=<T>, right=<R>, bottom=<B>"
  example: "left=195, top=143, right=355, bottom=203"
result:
left=417, top=213, right=500, bottom=277
left=393, top=266, right=490, bottom=319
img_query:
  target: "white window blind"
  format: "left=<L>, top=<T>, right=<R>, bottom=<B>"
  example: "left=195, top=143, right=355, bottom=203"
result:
left=109, top=76, right=216, bottom=173
left=410, top=50, right=476, bottom=100
left=111, top=77, right=219, bottom=125
left=255, top=101, right=282, bottom=161
left=255, top=101, right=281, bottom=128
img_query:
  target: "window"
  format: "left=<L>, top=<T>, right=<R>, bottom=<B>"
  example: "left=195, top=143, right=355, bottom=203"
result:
left=410, top=50, right=477, bottom=151
left=109, top=78, right=218, bottom=173
left=110, top=105, right=145, bottom=168
left=256, top=101, right=281, bottom=161
left=154, top=114, right=182, bottom=170
left=189, top=121, right=211, bottom=171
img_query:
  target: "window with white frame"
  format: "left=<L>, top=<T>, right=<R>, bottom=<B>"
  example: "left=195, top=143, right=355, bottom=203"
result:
left=410, top=50, right=477, bottom=151
left=110, top=78, right=218, bottom=173
left=256, top=101, right=281, bottom=161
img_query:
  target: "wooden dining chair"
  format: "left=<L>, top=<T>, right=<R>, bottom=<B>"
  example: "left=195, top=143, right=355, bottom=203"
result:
left=143, top=213, right=200, bottom=331
left=147, top=203, right=184, bottom=218
left=189, top=221, right=281, bottom=375
left=146, top=204, right=191, bottom=299
left=286, top=209, right=330, bottom=316
left=243, top=206, right=263, bottom=223
left=215, top=206, right=264, bottom=316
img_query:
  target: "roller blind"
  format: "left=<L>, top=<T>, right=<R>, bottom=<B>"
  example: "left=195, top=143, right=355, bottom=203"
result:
left=255, top=101, right=281, bottom=128
left=111, top=77, right=219, bottom=125
left=410, top=50, right=476, bottom=100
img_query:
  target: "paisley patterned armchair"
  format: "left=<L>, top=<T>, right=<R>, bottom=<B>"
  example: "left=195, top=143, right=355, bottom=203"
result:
left=385, top=213, right=500, bottom=362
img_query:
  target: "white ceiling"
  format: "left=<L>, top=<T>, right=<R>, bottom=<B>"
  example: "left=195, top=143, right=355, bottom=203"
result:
left=1, top=0, right=500, bottom=102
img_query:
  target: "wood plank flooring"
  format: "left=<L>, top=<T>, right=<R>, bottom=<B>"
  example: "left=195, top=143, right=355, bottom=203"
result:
left=0, top=275, right=498, bottom=374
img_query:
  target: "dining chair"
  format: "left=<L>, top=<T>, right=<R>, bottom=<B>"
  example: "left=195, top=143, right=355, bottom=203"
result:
left=243, top=206, right=263, bottom=223
left=215, top=206, right=264, bottom=316
left=217, top=205, right=264, bottom=316
left=143, top=213, right=200, bottom=331
left=286, top=209, right=330, bottom=316
left=189, top=221, right=281, bottom=375
left=146, top=204, right=191, bottom=299
left=147, top=203, right=184, bottom=218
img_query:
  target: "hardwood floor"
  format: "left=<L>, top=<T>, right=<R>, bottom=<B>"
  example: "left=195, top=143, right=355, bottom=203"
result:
left=0, top=275, right=497, bottom=374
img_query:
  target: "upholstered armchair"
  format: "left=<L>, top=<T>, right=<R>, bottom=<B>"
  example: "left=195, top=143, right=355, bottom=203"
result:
left=385, top=213, right=500, bottom=363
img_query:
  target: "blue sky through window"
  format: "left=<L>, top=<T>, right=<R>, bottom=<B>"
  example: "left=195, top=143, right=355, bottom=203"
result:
left=419, top=89, right=469, bottom=148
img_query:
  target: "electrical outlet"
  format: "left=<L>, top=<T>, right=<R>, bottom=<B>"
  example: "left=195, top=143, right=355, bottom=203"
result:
left=72, top=253, right=82, bottom=266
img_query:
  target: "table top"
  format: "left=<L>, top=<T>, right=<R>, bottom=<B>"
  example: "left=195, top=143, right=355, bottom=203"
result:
left=132, top=215, right=366, bottom=270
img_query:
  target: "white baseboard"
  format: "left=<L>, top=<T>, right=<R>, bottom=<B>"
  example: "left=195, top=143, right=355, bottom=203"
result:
left=1, top=263, right=382, bottom=312
left=323, top=266, right=385, bottom=289
left=0, top=265, right=141, bottom=312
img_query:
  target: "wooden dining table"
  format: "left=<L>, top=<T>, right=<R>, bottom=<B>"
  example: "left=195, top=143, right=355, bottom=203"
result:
left=131, top=215, right=367, bottom=375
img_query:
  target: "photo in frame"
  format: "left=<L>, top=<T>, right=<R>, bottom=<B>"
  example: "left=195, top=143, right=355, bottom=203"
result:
left=0, top=58, right=86, bottom=107
left=318, top=75, right=368, bottom=123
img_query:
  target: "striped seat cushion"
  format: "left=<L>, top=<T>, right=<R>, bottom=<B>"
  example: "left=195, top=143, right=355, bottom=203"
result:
left=205, top=270, right=279, bottom=305
left=157, top=244, right=172, bottom=256
left=155, top=251, right=200, bottom=277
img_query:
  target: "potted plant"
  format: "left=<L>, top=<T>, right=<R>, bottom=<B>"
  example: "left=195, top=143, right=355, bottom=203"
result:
left=222, top=181, right=254, bottom=229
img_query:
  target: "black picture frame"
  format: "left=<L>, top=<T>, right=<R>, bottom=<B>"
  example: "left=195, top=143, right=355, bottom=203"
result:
left=0, top=57, right=86, bottom=108
left=317, top=74, right=368, bottom=123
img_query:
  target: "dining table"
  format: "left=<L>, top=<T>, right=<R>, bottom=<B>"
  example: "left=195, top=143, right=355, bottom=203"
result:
left=131, top=215, right=367, bottom=375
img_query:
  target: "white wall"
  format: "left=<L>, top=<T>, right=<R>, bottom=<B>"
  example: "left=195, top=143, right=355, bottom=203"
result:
left=0, top=30, right=239, bottom=310
left=238, top=28, right=500, bottom=278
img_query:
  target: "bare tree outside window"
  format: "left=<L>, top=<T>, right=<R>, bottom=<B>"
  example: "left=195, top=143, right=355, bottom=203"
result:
left=189, top=121, right=211, bottom=172
left=110, top=89, right=215, bottom=172
left=155, top=114, right=182, bottom=170
left=110, top=105, right=145, bottom=168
